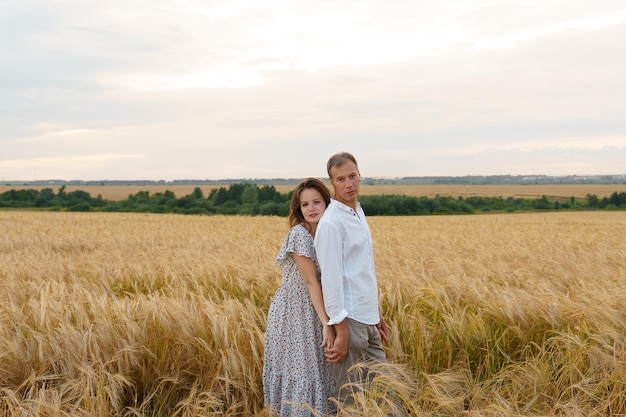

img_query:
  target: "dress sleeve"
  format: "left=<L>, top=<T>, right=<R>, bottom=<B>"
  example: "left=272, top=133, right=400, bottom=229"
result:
left=275, top=225, right=314, bottom=265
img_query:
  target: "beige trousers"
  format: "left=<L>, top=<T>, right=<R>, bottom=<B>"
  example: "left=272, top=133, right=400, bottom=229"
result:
left=332, top=318, right=387, bottom=402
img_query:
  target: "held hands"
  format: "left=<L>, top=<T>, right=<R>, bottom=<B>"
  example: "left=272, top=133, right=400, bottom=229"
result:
left=321, top=318, right=388, bottom=363
left=324, top=321, right=349, bottom=363
left=324, top=332, right=348, bottom=363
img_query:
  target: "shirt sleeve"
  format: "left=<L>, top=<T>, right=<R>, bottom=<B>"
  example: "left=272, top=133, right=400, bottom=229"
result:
left=315, top=220, right=349, bottom=325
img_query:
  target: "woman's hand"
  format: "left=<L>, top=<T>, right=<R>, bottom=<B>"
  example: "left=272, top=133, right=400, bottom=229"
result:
left=320, top=324, right=335, bottom=350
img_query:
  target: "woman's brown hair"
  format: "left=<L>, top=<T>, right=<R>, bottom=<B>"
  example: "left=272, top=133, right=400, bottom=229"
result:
left=288, top=177, right=332, bottom=228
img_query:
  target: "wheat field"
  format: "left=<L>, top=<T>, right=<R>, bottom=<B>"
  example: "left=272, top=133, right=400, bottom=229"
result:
left=1, top=210, right=625, bottom=416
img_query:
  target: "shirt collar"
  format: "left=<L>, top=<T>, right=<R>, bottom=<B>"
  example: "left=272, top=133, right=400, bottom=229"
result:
left=330, top=198, right=360, bottom=213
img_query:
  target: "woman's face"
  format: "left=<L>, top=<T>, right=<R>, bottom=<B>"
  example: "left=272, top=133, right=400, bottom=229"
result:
left=299, top=187, right=326, bottom=223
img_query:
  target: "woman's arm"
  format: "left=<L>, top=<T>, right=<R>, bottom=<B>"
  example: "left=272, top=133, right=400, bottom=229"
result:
left=294, top=253, right=335, bottom=347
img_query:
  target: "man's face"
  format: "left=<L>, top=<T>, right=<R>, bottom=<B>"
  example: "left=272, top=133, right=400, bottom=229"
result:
left=329, top=160, right=360, bottom=208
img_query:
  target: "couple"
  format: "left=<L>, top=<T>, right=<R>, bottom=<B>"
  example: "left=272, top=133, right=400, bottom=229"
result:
left=263, top=152, right=390, bottom=416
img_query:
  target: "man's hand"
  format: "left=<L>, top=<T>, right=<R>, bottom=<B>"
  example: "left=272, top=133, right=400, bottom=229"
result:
left=376, top=317, right=389, bottom=343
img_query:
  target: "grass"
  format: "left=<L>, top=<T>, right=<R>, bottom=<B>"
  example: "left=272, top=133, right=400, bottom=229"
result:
left=1, top=211, right=625, bottom=416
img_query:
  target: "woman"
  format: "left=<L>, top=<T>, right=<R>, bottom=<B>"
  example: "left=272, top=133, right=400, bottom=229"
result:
left=263, top=178, right=335, bottom=417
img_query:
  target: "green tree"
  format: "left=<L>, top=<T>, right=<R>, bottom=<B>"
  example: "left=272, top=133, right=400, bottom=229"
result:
left=229, top=183, right=246, bottom=203
left=213, top=188, right=229, bottom=205
left=609, top=191, right=626, bottom=207
left=586, top=194, right=599, bottom=208
left=35, top=188, right=56, bottom=207
left=258, top=185, right=280, bottom=203
left=192, top=187, right=204, bottom=199
left=259, top=201, right=281, bottom=215
left=534, top=195, right=550, bottom=210
left=241, top=186, right=259, bottom=205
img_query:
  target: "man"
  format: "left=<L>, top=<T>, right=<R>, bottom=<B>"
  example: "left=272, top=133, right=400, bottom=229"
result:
left=314, top=151, right=389, bottom=402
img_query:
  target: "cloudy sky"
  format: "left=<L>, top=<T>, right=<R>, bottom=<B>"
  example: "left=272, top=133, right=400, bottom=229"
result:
left=2, top=0, right=625, bottom=181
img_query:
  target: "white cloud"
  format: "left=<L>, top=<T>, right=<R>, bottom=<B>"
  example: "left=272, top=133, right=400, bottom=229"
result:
left=1, top=0, right=625, bottom=180
left=0, top=154, right=143, bottom=180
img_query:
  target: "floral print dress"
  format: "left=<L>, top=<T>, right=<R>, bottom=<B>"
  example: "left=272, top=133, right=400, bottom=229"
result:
left=263, top=224, right=335, bottom=416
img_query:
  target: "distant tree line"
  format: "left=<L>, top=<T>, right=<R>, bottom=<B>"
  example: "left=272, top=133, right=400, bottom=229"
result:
left=5, top=174, right=625, bottom=187
left=1, top=184, right=625, bottom=215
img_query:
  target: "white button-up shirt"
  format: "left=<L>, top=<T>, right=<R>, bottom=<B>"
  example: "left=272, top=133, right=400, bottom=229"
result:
left=314, top=199, right=380, bottom=325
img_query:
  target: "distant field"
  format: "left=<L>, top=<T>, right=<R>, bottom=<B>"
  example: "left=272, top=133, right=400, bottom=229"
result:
left=2, top=183, right=625, bottom=201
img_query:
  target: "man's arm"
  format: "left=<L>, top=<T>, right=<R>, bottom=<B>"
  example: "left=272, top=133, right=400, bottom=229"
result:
left=315, top=221, right=348, bottom=325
